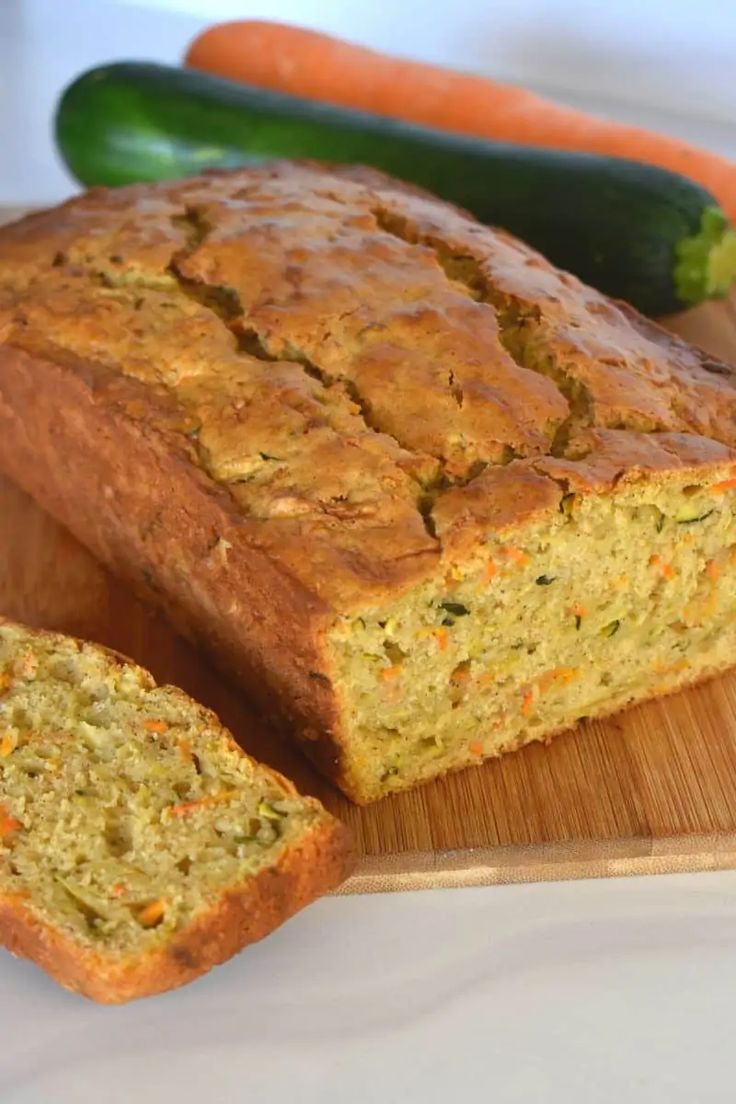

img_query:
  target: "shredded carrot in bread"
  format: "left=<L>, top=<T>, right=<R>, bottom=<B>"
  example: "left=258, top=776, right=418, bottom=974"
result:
left=178, top=738, right=193, bottom=763
left=144, top=719, right=168, bottom=734
left=709, top=477, right=736, bottom=494
left=539, top=667, right=579, bottom=692
left=137, top=898, right=168, bottom=927
left=503, top=546, right=529, bottom=566
left=169, top=790, right=237, bottom=818
left=379, top=664, right=402, bottom=682
left=570, top=603, right=588, bottom=619
left=0, top=804, right=21, bottom=839
left=521, top=688, right=535, bottom=716
left=111, top=883, right=127, bottom=898
left=485, top=559, right=498, bottom=581
left=432, top=628, right=449, bottom=651
left=0, top=732, right=17, bottom=757
left=649, top=554, right=676, bottom=580
left=706, top=559, right=721, bottom=582
left=469, top=741, right=483, bottom=756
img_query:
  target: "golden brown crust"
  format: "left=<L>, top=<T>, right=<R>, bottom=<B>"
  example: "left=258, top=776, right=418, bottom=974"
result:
left=0, top=817, right=352, bottom=1003
left=2, top=163, right=736, bottom=798
left=536, top=428, right=736, bottom=493
left=362, top=176, right=736, bottom=444
left=3, top=163, right=736, bottom=599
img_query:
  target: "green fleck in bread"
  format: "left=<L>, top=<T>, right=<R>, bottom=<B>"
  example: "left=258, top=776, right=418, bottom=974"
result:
left=0, top=619, right=352, bottom=1002
left=2, top=163, right=736, bottom=803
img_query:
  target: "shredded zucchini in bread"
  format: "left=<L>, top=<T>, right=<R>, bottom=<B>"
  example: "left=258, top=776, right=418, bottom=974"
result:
left=329, top=455, right=736, bottom=797
left=0, top=620, right=351, bottom=1001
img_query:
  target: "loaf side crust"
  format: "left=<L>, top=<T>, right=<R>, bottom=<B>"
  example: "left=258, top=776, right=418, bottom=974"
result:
left=0, top=341, right=357, bottom=783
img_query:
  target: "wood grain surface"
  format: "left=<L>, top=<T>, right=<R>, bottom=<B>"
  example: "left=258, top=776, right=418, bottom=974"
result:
left=3, top=205, right=736, bottom=892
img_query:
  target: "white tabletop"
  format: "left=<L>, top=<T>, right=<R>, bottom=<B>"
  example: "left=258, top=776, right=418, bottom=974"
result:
left=2, top=3, right=736, bottom=1100
left=2, top=872, right=736, bottom=1102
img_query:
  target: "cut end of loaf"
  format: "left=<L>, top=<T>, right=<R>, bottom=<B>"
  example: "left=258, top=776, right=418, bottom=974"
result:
left=0, top=622, right=350, bottom=1000
left=329, top=462, right=736, bottom=802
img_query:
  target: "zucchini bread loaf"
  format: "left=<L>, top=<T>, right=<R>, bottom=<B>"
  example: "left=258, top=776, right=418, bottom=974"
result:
left=0, top=618, right=351, bottom=1002
left=1, top=163, right=736, bottom=803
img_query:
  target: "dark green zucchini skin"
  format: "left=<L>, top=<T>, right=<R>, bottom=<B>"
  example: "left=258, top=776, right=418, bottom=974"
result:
left=55, top=62, right=730, bottom=315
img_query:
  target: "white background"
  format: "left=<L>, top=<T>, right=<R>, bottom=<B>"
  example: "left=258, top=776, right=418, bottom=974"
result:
left=2, top=3, right=736, bottom=1101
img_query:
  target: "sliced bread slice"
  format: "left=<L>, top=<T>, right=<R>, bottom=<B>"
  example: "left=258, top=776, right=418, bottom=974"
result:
left=0, top=618, right=352, bottom=1003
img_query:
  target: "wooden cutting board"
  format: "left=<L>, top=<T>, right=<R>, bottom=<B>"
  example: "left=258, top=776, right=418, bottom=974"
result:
left=3, top=205, right=736, bottom=893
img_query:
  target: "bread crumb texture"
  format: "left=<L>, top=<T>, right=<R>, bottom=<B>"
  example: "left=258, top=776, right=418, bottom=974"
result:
left=2, top=163, right=736, bottom=801
left=0, top=621, right=341, bottom=977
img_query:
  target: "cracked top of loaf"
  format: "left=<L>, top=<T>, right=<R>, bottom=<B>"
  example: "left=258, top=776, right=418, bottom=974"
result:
left=1, top=162, right=735, bottom=610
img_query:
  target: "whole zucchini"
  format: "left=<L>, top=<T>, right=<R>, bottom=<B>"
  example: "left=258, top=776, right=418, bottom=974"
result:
left=55, top=62, right=736, bottom=315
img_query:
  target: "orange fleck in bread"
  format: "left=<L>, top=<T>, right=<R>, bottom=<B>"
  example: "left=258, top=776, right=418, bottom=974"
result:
left=2, top=163, right=736, bottom=802
left=0, top=619, right=352, bottom=1002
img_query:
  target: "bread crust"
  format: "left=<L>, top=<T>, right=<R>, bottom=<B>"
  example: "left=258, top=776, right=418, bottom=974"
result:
left=2, top=162, right=736, bottom=801
left=0, top=341, right=353, bottom=785
left=0, top=818, right=352, bottom=1003
left=0, top=617, right=354, bottom=1001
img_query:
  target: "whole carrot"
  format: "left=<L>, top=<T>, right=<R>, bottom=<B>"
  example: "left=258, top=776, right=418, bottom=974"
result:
left=185, top=20, right=736, bottom=224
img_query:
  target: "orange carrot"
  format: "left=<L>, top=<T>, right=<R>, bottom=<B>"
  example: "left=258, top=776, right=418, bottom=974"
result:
left=169, top=790, right=237, bottom=818
left=538, top=667, right=578, bottom=693
left=379, top=664, right=402, bottom=682
left=0, top=804, right=21, bottom=839
left=706, top=559, right=721, bottom=582
left=503, top=546, right=529, bottom=566
left=144, top=719, right=168, bottom=734
left=468, top=741, right=483, bottom=757
left=432, top=628, right=449, bottom=652
left=485, top=560, right=498, bottom=581
left=0, top=732, right=17, bottom=758
left=649, top=554, right=676, bottom=580
left=137, top=898, right=167, bottom=927
left=521, top=689, right=535, bottom=717
left=185, top=21, right=736, bottom=223
left=178, top=738, right=193, bottom=763
left=709, top=477, right=736, bottom=494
